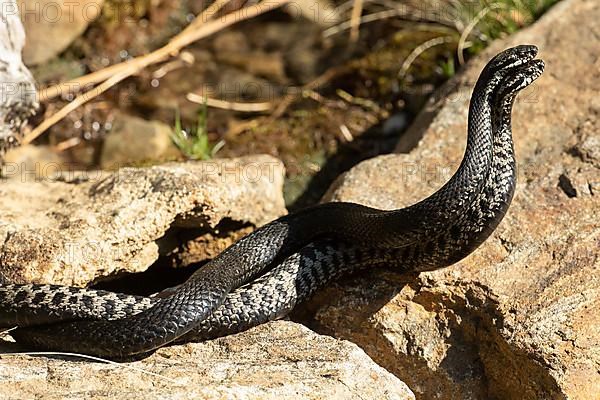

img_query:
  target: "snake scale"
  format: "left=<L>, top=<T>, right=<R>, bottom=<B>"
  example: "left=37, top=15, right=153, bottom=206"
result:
left=0, top=45, right=544, bottom=358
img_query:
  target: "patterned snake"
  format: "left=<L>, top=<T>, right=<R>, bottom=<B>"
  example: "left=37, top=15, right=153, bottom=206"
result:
left=0, top=45, right=544, bottom=358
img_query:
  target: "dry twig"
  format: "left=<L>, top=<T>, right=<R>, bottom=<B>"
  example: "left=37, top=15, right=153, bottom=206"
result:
left=186, top=93, right=273, bottom=113
left=38, top=0, right=232, bottom=103
left=457, top=3, right=505, bottom=65
left=26, top=0, right=290, bottom=144
left=349, top=0, right=364, bottom=42
left=398, top=35, right=456, bottom=80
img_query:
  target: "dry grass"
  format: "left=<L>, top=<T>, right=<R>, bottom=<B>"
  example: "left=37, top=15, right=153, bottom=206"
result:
left=24, top=0, right=290, bottom=145
left=26, top=0, right=558, bottom=146
left=325, top=0, right=558, bottom=72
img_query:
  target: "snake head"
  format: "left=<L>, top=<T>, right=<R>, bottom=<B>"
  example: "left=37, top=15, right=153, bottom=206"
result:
left=474, top=44, right=544, bottom=99
left=486, top=44, right=539, bottom=73
left=496, top=58, right=545, bottom=99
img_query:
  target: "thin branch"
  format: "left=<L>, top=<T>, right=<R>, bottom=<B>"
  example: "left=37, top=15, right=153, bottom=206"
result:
left=24, top=71, right=130, bottom=144
left=323, top=9, right=413, bottom=38
left=323, top=4, right=458, bottom=38
left=26, top=0, right=291, bottom=143
left=270, top=64, right=351, bottom=119
left=54, top=137, right=81, bottom=152
left=186, top=93, right=272, bottom=113
left=457, top=3, right=505, bottom=65
left=398, top=35, right=456, bottom=80
left=349, top=0, right=364, bottom=42
left=38, top=0, right=233, bottom=102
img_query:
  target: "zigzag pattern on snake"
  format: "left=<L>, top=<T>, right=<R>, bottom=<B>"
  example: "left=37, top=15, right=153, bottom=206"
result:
left=0, top=45, right=545, bottom=358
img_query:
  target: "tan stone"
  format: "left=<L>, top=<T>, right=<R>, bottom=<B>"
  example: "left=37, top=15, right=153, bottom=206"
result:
left=0, top=321, right=415, bottom=400
left=316, top=0, right=600, bottom=398
left=3, top=145, right=70, bottom=180
left=19, top=0, right=104, bottom=65
left=0, top=155, right=286, bottom=286
left=100, top=114, right=182, bottom=169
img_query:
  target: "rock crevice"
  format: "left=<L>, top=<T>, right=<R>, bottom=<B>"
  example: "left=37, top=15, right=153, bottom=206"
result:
left=0, top=156, right=287, bottom=286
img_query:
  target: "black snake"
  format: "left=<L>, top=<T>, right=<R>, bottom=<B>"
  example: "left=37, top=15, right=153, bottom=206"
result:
left=0, top=45, right=544, bottom=358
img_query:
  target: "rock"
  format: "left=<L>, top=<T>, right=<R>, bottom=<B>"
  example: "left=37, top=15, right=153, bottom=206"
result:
left=0, top=0, right=38, bottom=158
left=0, top=155, right=286, bottom=285
left=19, top=0, right=104, bottom=65
left=217, top=50, right=287, bottom=83
left=0, top=321, right=415, bottom=399
left=314, top=0, right=600, bottom=398
left=2, top=144, right=71, bottom=180
left=100, top=114, right=182, bottom=169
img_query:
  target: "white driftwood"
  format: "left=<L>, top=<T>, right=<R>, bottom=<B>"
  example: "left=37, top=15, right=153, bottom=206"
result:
left=0, top=0, right=37, bottom=157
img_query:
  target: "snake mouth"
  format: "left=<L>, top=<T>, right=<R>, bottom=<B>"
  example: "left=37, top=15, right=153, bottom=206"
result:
left=506, top=58, right=545, bottom=91
left=524, top=58, right=545, bottom=80
left=494, top=58, right=545, bottom=101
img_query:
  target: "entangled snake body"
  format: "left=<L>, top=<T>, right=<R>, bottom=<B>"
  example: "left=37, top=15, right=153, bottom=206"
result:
left=0, top=45, right=545, bottom=358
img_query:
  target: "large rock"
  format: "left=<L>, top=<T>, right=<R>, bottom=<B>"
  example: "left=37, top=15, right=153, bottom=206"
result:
left=0, top=155, right=286, bottom=285
left=313, top=0, right=599, bottom=398
left=0, top=321, right=415, bottom=399
left=19, top=0, right=104, bottom=65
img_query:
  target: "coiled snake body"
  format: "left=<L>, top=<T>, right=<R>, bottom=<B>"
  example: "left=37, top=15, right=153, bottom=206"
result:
left=0, top=45, right=544, bottom=358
